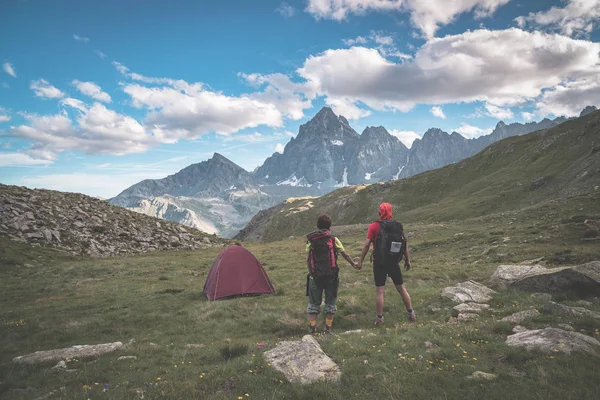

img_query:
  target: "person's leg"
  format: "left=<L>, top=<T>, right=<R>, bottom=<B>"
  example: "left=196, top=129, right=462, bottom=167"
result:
left=307, top=277, right=323, bottom=332
left=373, top=263, right=387, bottom=325
left=394, top=284, right=416, bottom=322
left=323, top=276, right=338, bottom=332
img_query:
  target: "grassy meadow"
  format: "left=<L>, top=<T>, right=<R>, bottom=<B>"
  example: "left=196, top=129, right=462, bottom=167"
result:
left=1, top=194, right=600, bottom=400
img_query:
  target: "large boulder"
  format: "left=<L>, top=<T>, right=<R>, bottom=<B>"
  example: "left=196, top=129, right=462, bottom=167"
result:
left=491, top=262, right=600, bottom=295
left=490, top=264, right=550, bottom=289
left=507, top=328, right=600, bottom=356
left=441, top=280, right=497, bottom=304
left=541, top=302, right=600, bottom=321
left=263, top=335, right=341, bottom=384
left=13, top=342, right=123, bottom=364
left=501, top=309, right=539, bottom=324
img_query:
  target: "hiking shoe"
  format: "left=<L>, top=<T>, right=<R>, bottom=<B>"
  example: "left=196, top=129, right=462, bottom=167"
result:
left=309, top=324, right=317, bottom=334
left=323, top=325, right=333, bottom=335
left=408, top=310, right=417, bottom=323
left=374, top=315, right=384, bottom=326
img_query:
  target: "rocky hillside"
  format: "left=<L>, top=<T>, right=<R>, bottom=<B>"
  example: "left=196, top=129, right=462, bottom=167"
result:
left=109, top=153, right=276, bottom=237
left=237, top=109, right=600, bottom=241
left=0, top=184, right=222, bottom=256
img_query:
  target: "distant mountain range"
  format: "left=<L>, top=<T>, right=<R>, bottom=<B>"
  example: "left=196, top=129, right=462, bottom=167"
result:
left=109, top=105, right=597, bottom=237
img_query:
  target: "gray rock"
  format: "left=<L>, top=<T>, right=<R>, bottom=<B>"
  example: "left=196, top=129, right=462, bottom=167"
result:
left=541, top=301, right=600, bottom=320
left=457, top=313, right=479, bottom=322
left=513, top=325, right=529, bottom=333
left=424, top=341, right=440, bottom=352
left=441, top=280, right=497, bottom=303
left=13, top=342, right=123, bottom=364
left=507, top=328, right=600, bottom=356
left=466, top=371, right=498, bottom=381
left=452, top=303, right=490, bottom=317
left=118, top=356, right=137, bottom=361
left=501, top=309, right=539, bottom=324
left=531, top=292, right=552, bottom=302
left=512, top=262, right=600, bottom=296
left=26, top=231, right=44, bottom=239
left=490, top=264, right=548, bottom=289
left=557, top=324, right=575, bottom=331
left=51, top=360, right=67, bottom=370
left=41, top=228, right=53, bottom=242
left=202, top=237, right=211, bottom=244
left=263, top=335, right=341, bottom=384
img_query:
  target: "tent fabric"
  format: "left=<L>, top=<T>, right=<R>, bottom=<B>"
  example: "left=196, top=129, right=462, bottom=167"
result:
left=203, top=245, right=276, bottom=301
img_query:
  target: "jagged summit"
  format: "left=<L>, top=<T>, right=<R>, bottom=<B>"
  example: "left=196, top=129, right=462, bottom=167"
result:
left=580, top=105, right=597, bottom=117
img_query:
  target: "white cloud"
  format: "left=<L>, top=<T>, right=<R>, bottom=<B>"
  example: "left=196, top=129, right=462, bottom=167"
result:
left=306, top=0, right=511, bottom=38
left=521, top=112, right=535, bottom=121
left=30, top=79, right=65, bottom=99
left=0, top=152, right=53, bottom=166
left=343, top=36, right=368, bottom=46
left=10, top=103, right=153, bottom=159
left=326, top=97, right=372, bottom=119
left=430, top=106, right=446, bottom=119
left=276, top=2, right=295, bottom=18
left=389, top=129, right=421, bottom=148
left=275, top=143, right=285, bottom=153
left=239, top=72, right=315, bottom=120
left=73, top=34, right=90, bottom=43
left=0, top=107, right=10, bottom=122
left=484, top=103, right=514, bottom=119
left=72, top=80, right=112, bottom=103
left=536, top=76, right=600, bottom=117
left=515, top=0, right=600, bottom=37
left=3, top=62, right=16, bottom=78
left=95, top=50, right=107, bottom=59
left=454, top=123, right=492, bottom=139
left=296, top=29, right=600, bottom=116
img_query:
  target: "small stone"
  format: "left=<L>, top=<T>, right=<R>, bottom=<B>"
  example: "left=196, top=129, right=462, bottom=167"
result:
left=457, top=313, right=479, bottom=322
left=452, top=303, right=489, bottom=317
left=467, top=371, right=498, bottom=381
left=501, top=309, right=538, bottom=324
left=52, top=360, right=67, bottom=370
left=531, top=293, right=552, bottom=303
left=118, top=356, right=137, bottom=361
left=513, top=325, right=529, bottom=333
left=424, top=341, right=440, bottom=352
left=340, top=329, right=363, bottom=335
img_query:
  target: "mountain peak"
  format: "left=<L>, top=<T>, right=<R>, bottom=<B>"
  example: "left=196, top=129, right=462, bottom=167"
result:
left=496, top=121, right=507, bottom=129
left=580, top=105, right=597, bottom=117
left=314, top=106, right=337, bottom=120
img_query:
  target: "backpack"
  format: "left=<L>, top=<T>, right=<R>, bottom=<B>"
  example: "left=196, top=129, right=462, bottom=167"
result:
left=373, top=220, right=406, bottom=267
left=306, top=230, right=339, bottom=278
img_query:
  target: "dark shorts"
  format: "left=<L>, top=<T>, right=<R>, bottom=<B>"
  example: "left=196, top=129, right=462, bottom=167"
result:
left=373, top=261, right=403, bottom=287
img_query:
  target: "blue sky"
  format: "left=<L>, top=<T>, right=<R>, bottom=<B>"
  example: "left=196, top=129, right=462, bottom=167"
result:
left=1, top=0, right=599, bottom=197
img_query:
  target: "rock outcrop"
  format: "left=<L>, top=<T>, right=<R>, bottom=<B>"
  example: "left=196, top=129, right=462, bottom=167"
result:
left=263, top=335, right=341, bottom=384
left=491, top=262, right=600, bottom=296
left=541, top=301, right=600, bottom=321
left=507, top=328, right=600, bottom=356
left=0, top=184, right=220, bottom=256
left=441, top=281, right=497, bottom=304
left=13, top=342, right=124, bottom=364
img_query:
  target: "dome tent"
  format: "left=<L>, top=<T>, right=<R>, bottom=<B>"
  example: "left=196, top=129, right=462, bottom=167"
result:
left=203, top=245, right=275, bottom=301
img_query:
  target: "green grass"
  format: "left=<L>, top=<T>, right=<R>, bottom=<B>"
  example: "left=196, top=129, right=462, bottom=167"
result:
left=1, top=207, right=600, bottom=399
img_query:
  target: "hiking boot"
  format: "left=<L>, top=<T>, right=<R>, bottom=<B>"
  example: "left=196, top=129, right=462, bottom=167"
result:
left=408, top=310, right=417, bottom=323
left=309, top=324, right=317, bottom=334
left=374, top=315, right=384, bottom=326
left=323, top=325, right=333, bottom=335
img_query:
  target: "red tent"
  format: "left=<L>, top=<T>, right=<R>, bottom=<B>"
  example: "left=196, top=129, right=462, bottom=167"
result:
left=203, top=245, right=276, bottom=301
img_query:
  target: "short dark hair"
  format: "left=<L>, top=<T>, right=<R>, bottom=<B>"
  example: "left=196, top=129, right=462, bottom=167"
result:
left=317, top=214, right=332, bottom=230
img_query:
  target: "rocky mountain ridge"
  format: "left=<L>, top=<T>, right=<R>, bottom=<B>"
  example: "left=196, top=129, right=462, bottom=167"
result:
left=0, top=184, right=221, bottom=257
left=110, top=106, right=594, bottom=237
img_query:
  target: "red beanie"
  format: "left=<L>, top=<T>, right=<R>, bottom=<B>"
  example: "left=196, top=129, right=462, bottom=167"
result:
left=379, top=202, right=392, bottom=220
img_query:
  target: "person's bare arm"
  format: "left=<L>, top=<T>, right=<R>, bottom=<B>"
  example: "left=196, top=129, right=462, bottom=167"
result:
left=340, top=251, right=359, bottom=269
left=356, top=238, right=372, bottom=270
left=404, top=239, right=411, bottom=270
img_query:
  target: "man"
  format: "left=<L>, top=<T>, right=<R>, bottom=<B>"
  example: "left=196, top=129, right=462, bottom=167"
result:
left=306, top=214, right=359, bottom=334
left=356, top=202, right=416, bottom=325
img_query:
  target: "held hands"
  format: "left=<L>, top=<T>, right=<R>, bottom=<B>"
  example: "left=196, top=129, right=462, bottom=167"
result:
left=353, top=258, right=362, bottom=270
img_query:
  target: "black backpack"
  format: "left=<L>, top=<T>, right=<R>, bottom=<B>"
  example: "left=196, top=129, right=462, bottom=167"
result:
left=373, top=220, right=406, bottom=266
left=306, top=230, right=339, bottom=278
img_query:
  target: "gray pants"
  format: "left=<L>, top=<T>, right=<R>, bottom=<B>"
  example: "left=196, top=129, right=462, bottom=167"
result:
left=307, top=275, right=339, bottom=315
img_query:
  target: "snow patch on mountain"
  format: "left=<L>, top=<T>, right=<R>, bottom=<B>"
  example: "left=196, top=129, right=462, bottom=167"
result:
left=331, top=140, right=344, bottom=146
